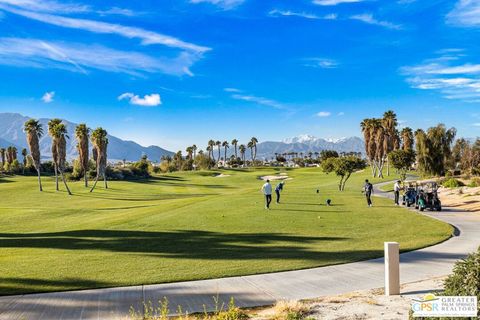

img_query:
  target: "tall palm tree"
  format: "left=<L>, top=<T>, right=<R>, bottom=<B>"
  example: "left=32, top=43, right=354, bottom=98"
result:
left=21, top=148, right=27, bottom=174
left=51, top=123, right=72, bottom=195
left=239, top=144, right=246, bottom=166
left=48, top=118, right=62, bottom=191
left=208, top=140, right=215, bottom=161
left=0, top=148, right=5, bottom=167
left=222, top=141, right=229, bottom=165
left=401, top=127, right=414, bottom=152
left=250, top=137, right=258, bottom=161
left=247, top=141, right=254, bottom=163
left=215, top=140, right=221, bottom=164
left=24, top=119, right=43, bottom=191
left=75, top=124, right=90, bottom=187
left=206, top=145, right=212, bottom=161
left=90, top=127, right=109, bottom=192
left=186, top=146, right=193, bottom=160
left=231, top=139, right=238, bottom=159
left=192, top=144, right=197, bottom=160
left=382, top=110, right=398, bottom=176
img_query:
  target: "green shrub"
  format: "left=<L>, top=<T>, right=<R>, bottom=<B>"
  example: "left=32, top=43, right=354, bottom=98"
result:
left=442, top=178, right=464, bottom=188
left=468, top=178, right=480, bottom=188
left=409, top=247, right=480, bottom=320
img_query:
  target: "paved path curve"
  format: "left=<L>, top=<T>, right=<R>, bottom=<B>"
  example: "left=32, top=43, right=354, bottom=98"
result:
left=1, top=182, right=479, bottom=320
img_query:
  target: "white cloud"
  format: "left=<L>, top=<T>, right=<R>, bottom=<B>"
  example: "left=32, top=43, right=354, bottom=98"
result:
left=337, top=111, right=345, bottom=116
left=97, top=7, right=137, bottom=17
left=0, top=0, right=90, bottom=13
left=41, top=91, right=55, bottom=103
left=447, top=0, right=480, bottom=27
left=313, top=0, right=362, bottom=5
left=224, top=87, right=241, bottom=92
left=269, top=9, right=337, bottom=20
left=0, top=37, right=199, bottom=76
left=401, top=50, right=480, bottom=102
left=473, top=123, right=480, bottom=127
left=190, top=0, right=244, bottom=10
left=118, top=92, right=161, bottom=107
left=304, top=58, right=339, bottom=69
left=0, top=6, right=210, bottom=53
left=231, top=93, right=285, bottom=109
left=350, top=13, right=402, bottom=30
left=316, top=111, right=331, bottom=117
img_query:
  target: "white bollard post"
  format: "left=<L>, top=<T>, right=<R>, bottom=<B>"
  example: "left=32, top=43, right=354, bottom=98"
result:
left=384, top=242, right=400, bottom=296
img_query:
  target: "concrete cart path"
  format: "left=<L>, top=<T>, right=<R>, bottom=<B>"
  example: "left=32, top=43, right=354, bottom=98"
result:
left=1, top=182, right=479, bottom=320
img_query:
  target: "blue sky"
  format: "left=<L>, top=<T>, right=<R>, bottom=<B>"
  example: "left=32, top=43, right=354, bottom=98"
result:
left=0, top=0, right=479, bottom=151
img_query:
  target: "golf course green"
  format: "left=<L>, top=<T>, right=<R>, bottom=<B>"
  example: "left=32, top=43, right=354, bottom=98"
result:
left=0, top=168, right=452, bottom=295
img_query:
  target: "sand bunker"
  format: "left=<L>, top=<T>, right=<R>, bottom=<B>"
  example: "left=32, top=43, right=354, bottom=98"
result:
left=214, top=174, right=231, bottom=178
left=438, top=186, right=480, bottom=212
left=260, top=175, right=290, bottom=181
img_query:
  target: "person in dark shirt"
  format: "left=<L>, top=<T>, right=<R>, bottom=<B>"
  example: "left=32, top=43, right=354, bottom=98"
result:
left=363, top=179, right=373, bottom=207
left=275, top=181, right=284, bottom=204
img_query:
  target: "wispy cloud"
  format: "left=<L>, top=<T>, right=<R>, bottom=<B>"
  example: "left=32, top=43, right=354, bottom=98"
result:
left=0, top=38, right=199, bottom=76
left=337, top=111, right=345, bottom=116
left=189, top=0, right=244, bottom=10
left=41, top=91, right=55, bottom=103
left=269, top=9, right=337, bottom=20
left=118, top=92, right=161, bottom=107
left=316, top=111, right=331, bottom=117
left=447, top=0, right=480, bottom=27
left=97, top=7, right=137, bottom=17
left=473, top=123, right=480, bottom=127
left=350, top=13, right=402, bottom=30
left=401, top=50, right=480, bottom=102
left=304, top=58, right=339, bottom=69
left=0, top=0, right=90, bottom=14
left=231, top=92, right=286, bottom=109
left=313, top=0, right=363, bottom=5
left=0, top=5, right=210, bottom=53
left=224, top=87, right=241, bottom=92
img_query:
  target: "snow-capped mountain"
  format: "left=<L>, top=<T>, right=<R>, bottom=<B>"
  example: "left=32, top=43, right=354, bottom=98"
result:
left=257, top=135, right=365, bottom=159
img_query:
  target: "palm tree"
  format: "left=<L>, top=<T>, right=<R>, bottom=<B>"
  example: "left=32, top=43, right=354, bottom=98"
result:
left=231, top=139, right=238, bottom=159
left=247, top=141, right=254, bottom=163
left=215, top=140, right=221, bottom=164
left=382, top=110, right=398, bottom=176
left=90, top=127, right=109, bottom=192
left=250, top=137, right=258, bottom=161
left=24, top=119, right=43, bottom=191
left=75, top=124, right=90, bottom=187
left=186, top=146, right=193, bottom=160
left=0, top=148, right=5, bottom=167
left=192, top=144, right=197, bottom=160
left=48, top=118, right=62, bottom=191
left=51, top=123, right=72, bottom=195
left=208, top=140, right=215, bottom=161
left=21, top=148, right=27, bottom=174
left=401, top=127, right=414, bottom=152
left=239, top=144, right=246, bottom=166
left=222, top=141, right=229, bottom=165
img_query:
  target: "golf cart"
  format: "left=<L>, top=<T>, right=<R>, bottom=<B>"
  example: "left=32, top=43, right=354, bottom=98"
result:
left=415, top=182, right=442, bottom=212
left=402, top=184, right=417, bottom=207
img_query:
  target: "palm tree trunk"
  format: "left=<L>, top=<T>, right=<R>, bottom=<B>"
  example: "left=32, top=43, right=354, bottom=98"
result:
left=84, top=170, right=88, bottom=187
left=90, top=175, right=99, bottom=192
left=104, top=173, right=108, bottom=189
left=54, top=164, right=59, bottom=191
left=386, top=158, right=390, bottom=176
left=60, top=170, right=72, bottom=195
left=37, top=169, right=43, bottom=191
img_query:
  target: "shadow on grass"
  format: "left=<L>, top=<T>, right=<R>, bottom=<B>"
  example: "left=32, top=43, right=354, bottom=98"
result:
left=0, top=277, right=113, bottom=295
left=0, top=229, right=351, bottom=261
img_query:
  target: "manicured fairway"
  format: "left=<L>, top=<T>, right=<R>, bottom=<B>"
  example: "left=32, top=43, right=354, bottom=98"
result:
left=0, top=168, right=452, bottom=295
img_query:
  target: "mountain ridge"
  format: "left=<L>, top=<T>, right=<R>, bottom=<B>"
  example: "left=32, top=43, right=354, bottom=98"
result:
left=0, top=113, right=174, bottom=162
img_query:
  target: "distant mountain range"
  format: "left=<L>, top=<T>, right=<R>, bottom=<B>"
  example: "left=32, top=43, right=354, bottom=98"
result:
left=0, top=113, right=174, bottom=162
left=256, top=135, right=365, bottom=159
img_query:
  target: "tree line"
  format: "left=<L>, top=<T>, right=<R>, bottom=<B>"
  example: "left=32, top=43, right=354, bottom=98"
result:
left=22, top=119, right=109, bottom=194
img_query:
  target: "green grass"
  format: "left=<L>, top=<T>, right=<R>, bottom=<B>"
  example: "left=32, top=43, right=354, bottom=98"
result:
left=0, top=168, right=452, bottom=295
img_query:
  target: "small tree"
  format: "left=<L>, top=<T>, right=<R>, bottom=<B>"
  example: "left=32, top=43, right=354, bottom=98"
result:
left=388, top=149, right=416, bottom=183
left=321, top=156, right=367, bottom=191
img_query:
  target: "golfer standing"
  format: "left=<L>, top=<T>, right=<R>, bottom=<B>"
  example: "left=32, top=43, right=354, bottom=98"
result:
left=262, top=179, right=273, bottom=209
left=393, top=180, right=401, bottom=206
left=275, top=181, right=284, bottom=204
left=364, top=179, right=373, bottom=207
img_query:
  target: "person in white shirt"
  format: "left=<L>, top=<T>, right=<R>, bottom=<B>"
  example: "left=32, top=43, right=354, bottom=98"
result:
left=393, top=180, right=402, bottom=206
left=261, top=179, right=273, bottom=209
